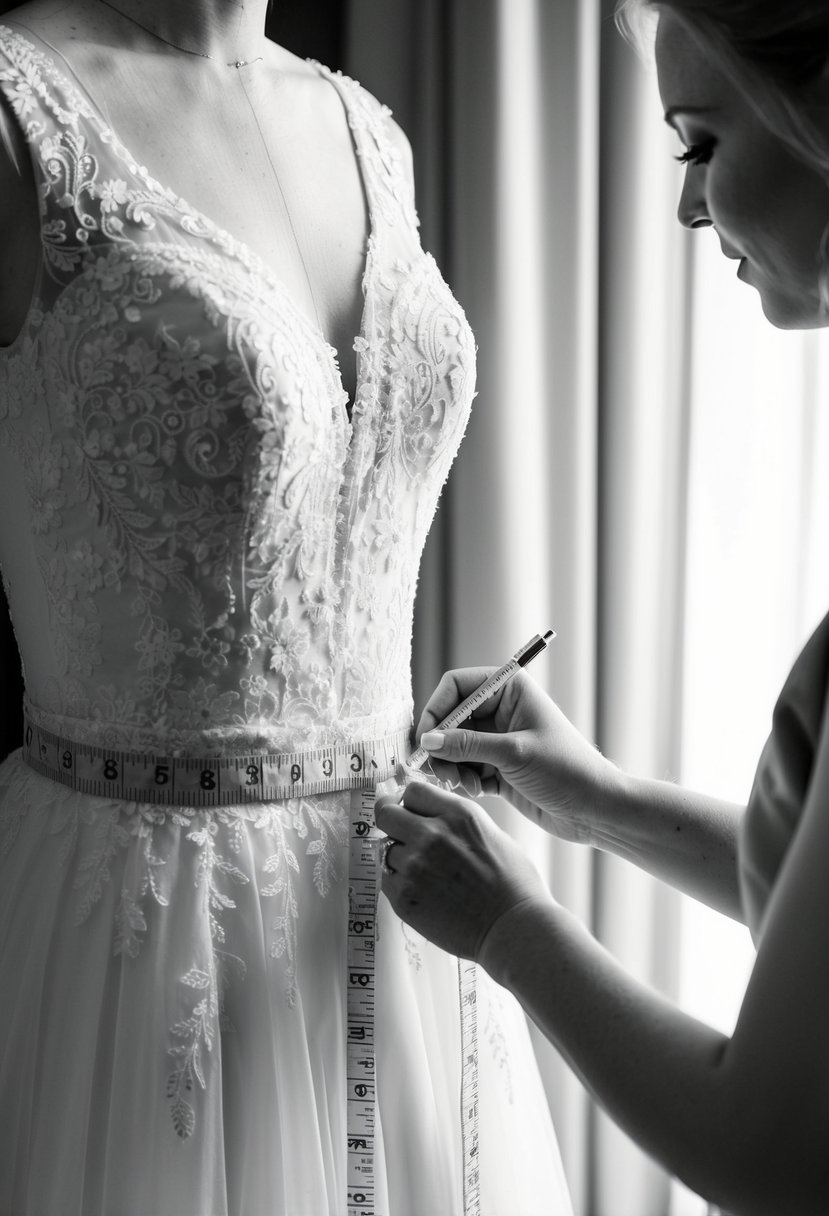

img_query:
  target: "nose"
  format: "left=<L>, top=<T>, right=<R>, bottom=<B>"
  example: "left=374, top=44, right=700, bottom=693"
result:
left=677, top=167, right=712, bottom=230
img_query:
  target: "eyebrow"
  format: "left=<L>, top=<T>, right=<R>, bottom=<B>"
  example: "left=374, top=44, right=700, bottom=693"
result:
left=663, top=105, right=717, bottom=128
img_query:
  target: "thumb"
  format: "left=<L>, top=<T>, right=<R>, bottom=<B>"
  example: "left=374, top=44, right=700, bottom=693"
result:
left=420, top=727, right=513, bottom=768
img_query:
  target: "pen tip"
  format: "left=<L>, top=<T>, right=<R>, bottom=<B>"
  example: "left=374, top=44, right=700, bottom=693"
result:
left=543, top=629, right=556, bottom=643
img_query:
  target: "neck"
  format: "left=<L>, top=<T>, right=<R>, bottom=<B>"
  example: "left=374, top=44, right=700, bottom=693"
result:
left=91, top=0, right=271, bottom=64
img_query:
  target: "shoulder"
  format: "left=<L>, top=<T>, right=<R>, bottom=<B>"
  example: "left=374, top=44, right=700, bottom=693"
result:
left=724, top=641, right=829, bottom=1201
left=269, top=47, right=417, bottom=185
left=318, top=62, right=416, bottom=185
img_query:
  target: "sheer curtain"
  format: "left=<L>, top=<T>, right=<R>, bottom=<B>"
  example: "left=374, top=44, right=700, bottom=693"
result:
left=346, top=2, right=829, bottom=1214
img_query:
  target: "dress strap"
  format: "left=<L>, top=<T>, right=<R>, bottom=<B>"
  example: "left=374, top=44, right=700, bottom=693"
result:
left=0, top=23, right=99, bottom=136
left=311, top=61, right=420, bottom=236
left=0, top=24, right=121, bottom=287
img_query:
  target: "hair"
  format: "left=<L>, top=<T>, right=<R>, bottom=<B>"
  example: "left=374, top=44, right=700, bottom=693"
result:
left=615, top=1, right=829, bottom=175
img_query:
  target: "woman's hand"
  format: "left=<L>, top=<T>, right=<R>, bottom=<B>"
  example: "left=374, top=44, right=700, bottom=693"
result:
left=416, top=667, right=619, bottom=846
left=375, top=779, right=552, bottom=963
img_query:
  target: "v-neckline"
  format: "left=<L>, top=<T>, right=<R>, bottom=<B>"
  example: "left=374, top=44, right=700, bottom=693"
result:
left=3, top=24, right=374, bottom=429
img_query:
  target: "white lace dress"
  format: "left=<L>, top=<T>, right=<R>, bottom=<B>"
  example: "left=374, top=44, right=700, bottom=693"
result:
left=0, top=24, right=572, bottom=1216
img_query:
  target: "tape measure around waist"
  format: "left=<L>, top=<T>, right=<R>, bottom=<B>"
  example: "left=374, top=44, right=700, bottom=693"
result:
left=22, top=714, right=411, bottom=806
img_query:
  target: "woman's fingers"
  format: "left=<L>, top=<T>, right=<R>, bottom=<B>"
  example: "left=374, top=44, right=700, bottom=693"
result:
left=375, top=798, right=412, bottom=838
left=375, top=782, right=550, bottom=960
left=420, top=725, right=516, bottom=769
left=376, top=778, right=462, bottom=829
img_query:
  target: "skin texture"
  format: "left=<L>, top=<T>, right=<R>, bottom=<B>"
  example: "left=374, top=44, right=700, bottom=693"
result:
left=413, top=666, right=745, bottom=919
left=658, top=10, right=829, bottom=328
left=376, top=11, right=829, bottom=1212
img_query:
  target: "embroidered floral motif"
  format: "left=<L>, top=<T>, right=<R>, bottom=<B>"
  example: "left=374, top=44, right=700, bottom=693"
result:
left=482, top=979, right=516, bottom=1103
left=400, top=920, right=424, bottom=971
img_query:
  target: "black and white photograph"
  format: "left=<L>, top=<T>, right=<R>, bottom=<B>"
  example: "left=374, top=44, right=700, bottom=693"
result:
left=0, top=2, right=827, bottom=1214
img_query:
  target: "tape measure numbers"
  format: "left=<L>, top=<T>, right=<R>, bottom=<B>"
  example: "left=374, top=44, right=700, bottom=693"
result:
left=347, top=791, right=481, bottom=1216
left=347, top=789, right=381, bottom=1216
left=459, top=959, right=481, bottom=1215
left=22, top=716, right=408, bottom=805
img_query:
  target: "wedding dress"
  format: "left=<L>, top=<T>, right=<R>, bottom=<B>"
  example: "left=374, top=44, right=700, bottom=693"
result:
left=0, top=25, right=572, bottom=1215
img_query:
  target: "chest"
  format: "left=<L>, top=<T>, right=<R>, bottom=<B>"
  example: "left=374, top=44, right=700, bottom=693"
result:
left=118, top=79, right=368, bottom=385
left=10, top=44, right=371, bottom=402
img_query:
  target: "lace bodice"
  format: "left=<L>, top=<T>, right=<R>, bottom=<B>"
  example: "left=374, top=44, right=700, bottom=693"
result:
left=0, top=26, right=476, bottom=755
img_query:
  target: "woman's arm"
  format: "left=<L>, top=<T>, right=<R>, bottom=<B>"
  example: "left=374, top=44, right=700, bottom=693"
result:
left=417, top=667, right=745, bottom=920
left=378, top=704, right=829, bottom=1213
left=588, top=768, right=744, bottom=920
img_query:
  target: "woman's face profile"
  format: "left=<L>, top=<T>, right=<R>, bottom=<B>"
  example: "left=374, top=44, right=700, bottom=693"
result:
left=655, top=9, right=829, bottom=329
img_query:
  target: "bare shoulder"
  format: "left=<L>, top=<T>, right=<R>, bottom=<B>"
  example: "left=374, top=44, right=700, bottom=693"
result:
left=266, top=40, right=414, bottom=166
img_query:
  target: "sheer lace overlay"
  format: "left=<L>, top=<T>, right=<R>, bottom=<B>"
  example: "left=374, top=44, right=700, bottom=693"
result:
left=0, top=26, right=573, bottom=1216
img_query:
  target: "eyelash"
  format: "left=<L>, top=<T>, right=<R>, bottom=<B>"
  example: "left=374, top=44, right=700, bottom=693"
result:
left=675, top=140, right=715, bottom=167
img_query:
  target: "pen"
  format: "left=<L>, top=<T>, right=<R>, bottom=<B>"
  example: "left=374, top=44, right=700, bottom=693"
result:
left=406, top=628, right=557, bottom=771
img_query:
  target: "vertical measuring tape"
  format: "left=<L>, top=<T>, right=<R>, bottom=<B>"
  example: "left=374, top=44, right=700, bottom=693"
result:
left=347, top=789, right=380, bottom=1216
left=459, top=958, right=481, bottom=1216
left=346, top=788, right=480, bottom=1216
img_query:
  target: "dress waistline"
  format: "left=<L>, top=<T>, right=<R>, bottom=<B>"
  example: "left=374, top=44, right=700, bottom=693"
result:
left=22, top=711, right=412, bottom=806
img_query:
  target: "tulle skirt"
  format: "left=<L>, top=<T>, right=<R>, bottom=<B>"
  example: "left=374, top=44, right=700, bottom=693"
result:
left=0, top=750, right=572, bottom=1216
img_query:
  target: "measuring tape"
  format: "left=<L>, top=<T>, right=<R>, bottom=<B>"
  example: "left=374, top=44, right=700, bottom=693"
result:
left=459, top=958, right=481, bottom=1215
left=347, top=787, right=382, bottom=1216
left=22, top=713, right=479, bottom=1215
left=347, top=790, right=480, bottom=1216
left=22, top=715, right=409, bottom=806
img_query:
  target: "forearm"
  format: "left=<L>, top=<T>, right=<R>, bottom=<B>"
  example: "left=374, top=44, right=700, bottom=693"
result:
left=479, top=899, right=756, bottom=1211
left=588, top=769, right=745, bottom=921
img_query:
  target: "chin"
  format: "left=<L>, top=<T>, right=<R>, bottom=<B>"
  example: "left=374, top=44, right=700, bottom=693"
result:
left=757, top=291, right=827, bottom=331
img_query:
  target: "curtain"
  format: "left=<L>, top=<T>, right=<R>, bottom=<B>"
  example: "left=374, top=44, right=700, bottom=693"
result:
left=345, top=1, right=691, bottom=1211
